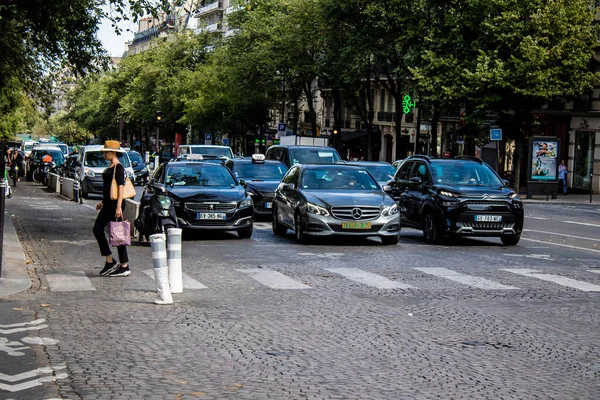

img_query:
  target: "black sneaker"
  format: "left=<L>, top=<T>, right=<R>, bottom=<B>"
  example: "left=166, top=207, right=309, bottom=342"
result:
left=100, top=260, right=118, bottom=276
left=108, top=265, right=130, bottom=277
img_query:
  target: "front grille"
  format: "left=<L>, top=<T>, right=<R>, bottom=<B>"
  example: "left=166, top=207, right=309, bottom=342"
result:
left=457, top=221, right=515, bottom=230
left=331, top=206, right=381, bottom=220
left=185, top=202, right=237, bottom=212
left=463, top=201, right=509, bottom=206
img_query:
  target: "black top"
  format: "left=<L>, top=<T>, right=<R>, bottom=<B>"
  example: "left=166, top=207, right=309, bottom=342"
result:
left=102, top=163, right=126, bottom=202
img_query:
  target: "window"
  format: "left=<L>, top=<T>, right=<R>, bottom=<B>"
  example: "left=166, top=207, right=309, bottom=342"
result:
left=153, top=165, right=164, bottom=182
left=179, top=146, right=189, bottom=155
left=379, top=89, right=386, bottom=111
left=412, top=162, right=430, bottom=183
left=166, top=165, right=236, bottom=187
left=289, top=148, right=341, bottom=165
left=396, top=161, right=414, bottom=181
left=233, top=163, right=288, bottom=180
left=266, top=147, right=283, bottom=161
left=301, top=167, right=379, bottom=190
left=282, top=166, right=300, bottom=185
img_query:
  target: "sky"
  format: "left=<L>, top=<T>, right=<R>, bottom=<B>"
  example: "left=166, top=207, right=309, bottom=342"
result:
left=97, top=16, right=136, bottom=57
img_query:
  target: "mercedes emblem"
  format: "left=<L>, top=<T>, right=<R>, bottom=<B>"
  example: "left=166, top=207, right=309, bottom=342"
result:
left=351, top=208, right=363, bottom=220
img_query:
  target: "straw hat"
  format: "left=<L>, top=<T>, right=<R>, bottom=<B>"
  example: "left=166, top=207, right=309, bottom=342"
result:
left=101, top=140, right=122, bottom=152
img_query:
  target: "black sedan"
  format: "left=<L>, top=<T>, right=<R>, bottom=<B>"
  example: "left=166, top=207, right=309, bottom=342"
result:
left=272, top=164, right=401, bottom=245
left=226, top=155, right=288, bottom=217
left=145, top=160, right=254, bottom=238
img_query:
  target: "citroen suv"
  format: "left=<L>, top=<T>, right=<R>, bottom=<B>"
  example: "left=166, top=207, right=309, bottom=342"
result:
left=386, top=156, right=524, bottom=245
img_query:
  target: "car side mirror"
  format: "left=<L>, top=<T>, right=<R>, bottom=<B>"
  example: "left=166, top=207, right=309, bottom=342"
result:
left=382, top=185, right=392, bottom=192
left=132, top=161, right=138, bottom=167
left=155, top=183, right=167, bottom=192
left=239, top=179, right=247, bottom=187
left=410, top=176, right=422, bottom=185
left=281, top=183, right=295, bottom=191
left=502, top=179, right=510, bottom=187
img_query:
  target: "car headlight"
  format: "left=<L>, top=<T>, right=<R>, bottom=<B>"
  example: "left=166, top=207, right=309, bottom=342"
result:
left=509, top=192, right=518, bottom=199
left=512, top=200, right=523, bottom=209
left=84, top=168, right=95, bottom=177
left=239, top=197, right=253, bottom=209
left=157, top=194, right=171, bottom=207
left=439, top=190, right=458, bottom=198
left=307, top=203, right=329, bottom=216
left=382, top=204, right=399, bottom=216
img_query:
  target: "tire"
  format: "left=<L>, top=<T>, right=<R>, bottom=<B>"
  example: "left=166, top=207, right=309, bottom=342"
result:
left=381, top=235, right=399, bottom=245
left=238, top=225, right=253, bottom=239
left=294, top=213, right=308, bottom=244
left=32, top=169, right=42, bottom=184
left=422, top=210, right=442, bottom=244
left=272, top=207, right=287, bottom=236
left=501, top=234, right=521, bottom=246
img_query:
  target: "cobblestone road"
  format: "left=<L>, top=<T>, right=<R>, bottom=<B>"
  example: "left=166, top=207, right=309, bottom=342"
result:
left=1, top=182, right=600, bottom=399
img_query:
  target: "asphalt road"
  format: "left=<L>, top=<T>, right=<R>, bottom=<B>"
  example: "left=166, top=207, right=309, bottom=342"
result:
left=1, top=182, right=600, bottom=399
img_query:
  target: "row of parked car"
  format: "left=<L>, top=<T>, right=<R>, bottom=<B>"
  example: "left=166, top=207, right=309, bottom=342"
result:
left=141, top=144, right=524, bottom=246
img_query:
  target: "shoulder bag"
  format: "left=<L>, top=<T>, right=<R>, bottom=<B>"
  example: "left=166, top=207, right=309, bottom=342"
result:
left=110, top=165, right=136, bottom=200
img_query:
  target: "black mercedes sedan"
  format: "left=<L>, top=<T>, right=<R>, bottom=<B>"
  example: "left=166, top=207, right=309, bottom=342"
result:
left=272, top=164, right=401, bottom=245
left=226, top=154, right=288, bottom=217
left=145, top=160, right=254, bottom=238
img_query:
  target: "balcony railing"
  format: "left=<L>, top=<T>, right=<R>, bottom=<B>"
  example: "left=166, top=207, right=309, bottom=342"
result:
left=377, top=111, right=396, bottom=122
left=194, top=1, right=224, bottom=17
left=194, top=23, right=223, bottom=34
left=225, top=5, right=242, bottom=15
left=224, top=29, right=239, bottom=38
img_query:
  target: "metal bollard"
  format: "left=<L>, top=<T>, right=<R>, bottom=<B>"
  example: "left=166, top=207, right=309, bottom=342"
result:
left=149, top=234, right=173, bottom=305
left=167, top=228, right=183, bottom=294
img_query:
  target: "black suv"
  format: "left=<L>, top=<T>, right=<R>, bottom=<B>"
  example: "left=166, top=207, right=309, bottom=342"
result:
left=145, top=160, right=254, bottom=238
left=386, top=156, right=524, bottom=245
left=265, top=145, right=342, bottom=168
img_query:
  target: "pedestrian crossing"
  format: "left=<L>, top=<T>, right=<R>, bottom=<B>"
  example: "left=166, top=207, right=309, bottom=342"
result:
left=44, top=267, right=600, bottom=294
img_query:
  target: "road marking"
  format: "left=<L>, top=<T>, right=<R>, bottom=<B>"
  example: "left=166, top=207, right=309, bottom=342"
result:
left=563, top=220, right=600, bottom=228
left=143, top=270, right=208, bottom=289
left=236, top=269, right=311, bottom=289
left=0, top=319, right=48, bottom=334
left=254, top=222, right=272, bottom=230
left=0, top=364, right=68, bottom=392
left=521, top=238, right=600, bottom=254
left=525, top=216, right=546, bottom=220
left=0, top=364, right=66, bottom=382
left=0, top=319, right=46, bottom=329
left=588, top=270, right=600, bottom=275
left=503, top=269, right=600, bottom=292
left=0, top=337, right=29, bottom=356
left=46, top=271, right=95, bottom=292
left=324, top=268, right=415, bottom=289
left=414, top=268, right=519, bottom=290
left=51, top=239, right=97, bottom=246
left=524, top=229, right=600, bottom=242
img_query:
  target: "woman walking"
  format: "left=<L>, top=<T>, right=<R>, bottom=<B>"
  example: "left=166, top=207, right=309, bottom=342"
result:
left=93, top=140, right=130, bottom=277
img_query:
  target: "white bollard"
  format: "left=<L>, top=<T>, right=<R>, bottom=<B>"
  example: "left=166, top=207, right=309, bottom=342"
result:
left=149, top=234, right=173, bottom=305
left=167, top=228, right=183, bottom=294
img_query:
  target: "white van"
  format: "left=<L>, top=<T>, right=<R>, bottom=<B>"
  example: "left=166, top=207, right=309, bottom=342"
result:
left=177, top=145, right=234, bottom=159
left=22, top=141, right=37, bottom=157
left=77, top=145, right=134, bottom=198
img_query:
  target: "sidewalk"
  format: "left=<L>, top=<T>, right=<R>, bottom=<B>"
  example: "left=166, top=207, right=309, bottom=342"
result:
left=520, top=193, right=599, bottom=205
left=0, top=213, right=31, bottom=297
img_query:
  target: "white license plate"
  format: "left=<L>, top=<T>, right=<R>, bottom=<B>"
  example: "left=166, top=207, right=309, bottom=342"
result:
left=264, top=202, right=273, bottom=209
left=475, top=215, right=502, bottom=222
left=198, top=212, right=227, bottom=220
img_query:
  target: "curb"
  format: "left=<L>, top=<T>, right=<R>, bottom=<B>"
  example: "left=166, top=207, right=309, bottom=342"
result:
left=521, top=199, right=596, bottom=205
left=0, top=214, right=31, bottom=297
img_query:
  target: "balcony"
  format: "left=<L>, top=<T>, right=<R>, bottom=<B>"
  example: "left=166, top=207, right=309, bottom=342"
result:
left=225, top=5, right=243, bottom=15
left=224, top=29, right=239, bottom=38
left=194, top=23, right=223, bottom=34
left=193, top=1, right=224, bottom=17
left=377, top=111, right=396, bottom=122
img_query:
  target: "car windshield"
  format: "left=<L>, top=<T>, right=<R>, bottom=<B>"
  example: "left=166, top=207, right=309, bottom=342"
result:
left=24, top=144, right=34, bottom=151
left=57, top=144, right=68, bottom=154
left=84, top=151, right=131, bottom=168
left=32, top=150, right=65, bottom=166
left=361, top=165, right=396, bottom=182
left=190, top=146, right=234, bottom=158
left=166, top=165, right=236, bottom=187
left=430, top=161, right=503, bottom=186
left=301, top=168, right=379, bottom=190
left=290, top=148, right=341, bottom=165
left=128, top=152, right=144, bottom=164
left=233, top=163, right=287, bottom=180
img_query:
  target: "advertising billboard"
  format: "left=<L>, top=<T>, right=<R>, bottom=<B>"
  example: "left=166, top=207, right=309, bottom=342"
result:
left=531, top=139, right=558, bottom=181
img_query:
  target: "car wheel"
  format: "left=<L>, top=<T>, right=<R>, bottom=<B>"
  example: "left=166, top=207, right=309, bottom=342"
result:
left=381, top=235, right=399, bottom=245
left=422, top=210, right=442, bottom=244
left=294, top=213, right=308, bottom=244
left=238, top=225, right=253, bottom=239
left=501, top=234, right=521, bottom=246
left=272, top=207, right=287, bottom=236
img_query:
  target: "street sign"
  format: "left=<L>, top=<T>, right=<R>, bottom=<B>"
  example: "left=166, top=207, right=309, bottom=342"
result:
left=222, top=138, right=229, bottom=146
left=490, top=128, right=502, bottom=141
left=205, top=133, right=212, bottom=145
left=277, top=123, right=286, bottom=132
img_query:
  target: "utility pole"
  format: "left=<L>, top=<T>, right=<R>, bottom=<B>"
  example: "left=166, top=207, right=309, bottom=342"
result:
left=0, top=142, right=5, bottom=278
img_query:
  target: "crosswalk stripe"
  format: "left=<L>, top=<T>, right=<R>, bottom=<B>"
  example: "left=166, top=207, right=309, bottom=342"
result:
left=414, top=268, right=519, bottom=290
left=236, top=269, right=310, bottom=289
left=143, top=270, right=208, bottom=289
left=589, top=270, right=600, bottom=275
left=46, top=272, right=95, bottom=292
left=503, top=269, right=600, bottom=292
left=324, top=268, right=415, bottom=289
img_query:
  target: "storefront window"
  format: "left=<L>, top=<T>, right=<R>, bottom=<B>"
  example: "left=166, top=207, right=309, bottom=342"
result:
left=574, top=131, right=594, bottom=190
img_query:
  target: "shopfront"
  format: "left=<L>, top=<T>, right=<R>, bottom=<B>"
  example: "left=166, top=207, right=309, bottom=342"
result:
left=569, top=117, right=600, bottom=193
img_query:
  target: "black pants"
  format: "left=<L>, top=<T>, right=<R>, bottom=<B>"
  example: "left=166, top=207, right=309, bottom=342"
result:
left=93, top=200, right=129, bottom=264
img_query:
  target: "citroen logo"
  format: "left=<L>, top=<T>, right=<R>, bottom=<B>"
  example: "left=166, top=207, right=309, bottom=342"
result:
left=482, top=194, right=491, bottom=200
left=208, top=204, right=215, bottom=211
left=351, top=208, right=363, bottom=220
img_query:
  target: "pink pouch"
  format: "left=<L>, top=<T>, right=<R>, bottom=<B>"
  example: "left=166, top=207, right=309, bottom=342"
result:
left=109, top=220, right=131, bottom=246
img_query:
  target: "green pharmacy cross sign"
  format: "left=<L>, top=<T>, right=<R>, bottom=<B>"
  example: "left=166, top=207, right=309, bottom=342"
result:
left=402, top=95, right=417, bottom=114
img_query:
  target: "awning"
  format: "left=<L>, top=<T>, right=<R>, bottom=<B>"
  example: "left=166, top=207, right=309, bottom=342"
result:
left=341, top=129, right=380, bottom=142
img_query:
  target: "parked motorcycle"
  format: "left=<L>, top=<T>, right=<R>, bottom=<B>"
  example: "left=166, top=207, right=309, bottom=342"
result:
left=134, top=192, right=178, bottom=242
left=32, top=160, right=55, bottom=185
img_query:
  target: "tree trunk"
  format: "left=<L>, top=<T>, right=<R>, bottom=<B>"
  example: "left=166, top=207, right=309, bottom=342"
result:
left=303, top=80, right=318, bottom=139
left=333, top=88, right=342, bottom=154
left=430, top=106, right=441, bottom=158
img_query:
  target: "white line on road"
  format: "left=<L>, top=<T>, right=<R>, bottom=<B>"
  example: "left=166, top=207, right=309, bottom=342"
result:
left=0, top=319, right=46, bottom=329
left=503, top=269, right=600, bottom=292
left=525, top=216, right=546, bottom=220
left=324, top=268, right=415, bottom=289
left=236, top=269, right=311, bottom=289
left=521, top=238, right=600, bottom=254
left=46, top=271, right=96, bottom=292
left=524, top=229, right=600, bottom=242
left=0, top=364, right=65, bottom=382
left=413, top=267, right=519, bottom=290
left=563, top=221, right=600, bottom=228
left=143, top=270, right=208, bottom=289
left=588, top=270, right=600, bottom=275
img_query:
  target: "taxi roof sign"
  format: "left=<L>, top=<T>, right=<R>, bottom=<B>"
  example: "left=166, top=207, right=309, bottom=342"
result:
left=188, top=154, right=204, bottom=161
left=251, top=154, right=265, bottom=164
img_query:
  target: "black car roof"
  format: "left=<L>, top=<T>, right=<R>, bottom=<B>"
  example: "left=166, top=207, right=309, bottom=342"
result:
left=348, top=161, right=393, bottom=166
left=302, top=164, right=364, bottom=170
left=166, top=161, right=225, bottom=167
left=229, top=159, right=285, bottom=165
left=270, top=145, right=336, bottom=150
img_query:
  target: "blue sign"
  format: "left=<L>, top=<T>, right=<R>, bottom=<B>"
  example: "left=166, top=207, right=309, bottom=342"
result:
left=278, top=123, right=286, bottom=132
left=490, top=129, right=502, bottom=141
left=222, top=138, right=229, bottom=146
left=205, top=133, right=212, bottom=141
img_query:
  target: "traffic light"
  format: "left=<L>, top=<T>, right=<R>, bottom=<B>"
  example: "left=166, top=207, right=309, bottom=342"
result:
left=156, top=110, right=163, bottom=122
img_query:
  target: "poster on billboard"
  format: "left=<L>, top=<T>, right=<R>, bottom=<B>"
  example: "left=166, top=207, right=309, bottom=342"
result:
left=531, top=139, right=558, bottom=181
